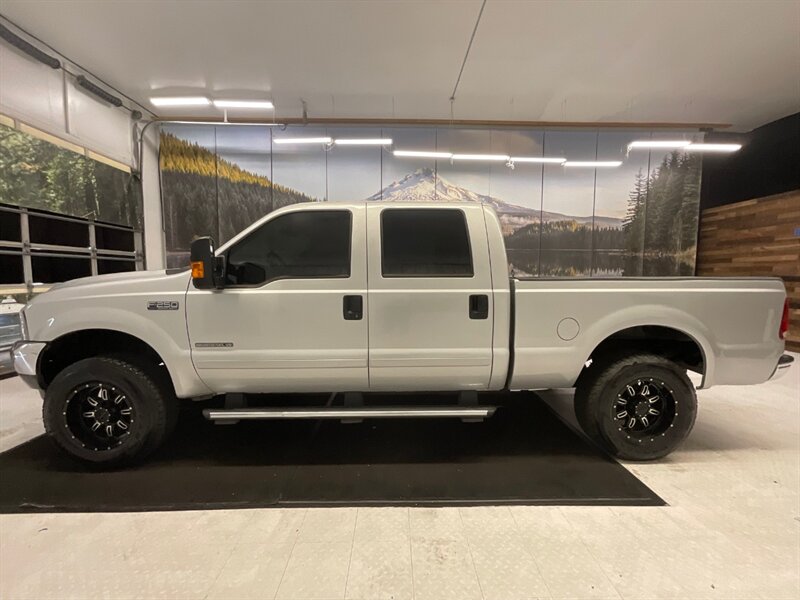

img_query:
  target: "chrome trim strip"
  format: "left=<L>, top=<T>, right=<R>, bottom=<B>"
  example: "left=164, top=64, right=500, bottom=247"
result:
left=204, top=406, right=497, bottom=420
left=12, top=341, right=47, bottom=376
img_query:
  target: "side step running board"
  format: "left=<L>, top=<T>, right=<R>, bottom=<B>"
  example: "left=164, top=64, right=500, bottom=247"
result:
left=203, top=406, right=497, bottom=421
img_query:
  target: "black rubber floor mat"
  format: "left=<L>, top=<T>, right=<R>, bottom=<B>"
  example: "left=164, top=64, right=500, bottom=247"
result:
left=0, top=392, right=663, bottom=512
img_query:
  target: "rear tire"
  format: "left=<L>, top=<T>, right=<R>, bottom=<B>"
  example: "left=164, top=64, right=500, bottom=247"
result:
left=43, top=356, right=174, bottom=468
left=574, top=353, right=697, bottom=460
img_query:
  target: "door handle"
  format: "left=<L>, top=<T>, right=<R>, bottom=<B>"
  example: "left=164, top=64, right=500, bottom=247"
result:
left=343, top=295, right=363, bottom=320
left=469, top=294, right=489, bottom=319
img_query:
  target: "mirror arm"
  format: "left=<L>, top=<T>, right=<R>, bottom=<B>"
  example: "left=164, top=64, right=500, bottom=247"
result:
left=213, top=256, right=226, bottom=289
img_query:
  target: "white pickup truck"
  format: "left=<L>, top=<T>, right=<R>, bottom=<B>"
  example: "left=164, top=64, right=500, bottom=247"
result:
left=12, top=202, right=793, bottom=467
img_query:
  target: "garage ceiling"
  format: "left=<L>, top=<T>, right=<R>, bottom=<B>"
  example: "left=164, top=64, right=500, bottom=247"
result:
left=1, top=0, right=798, bottom=131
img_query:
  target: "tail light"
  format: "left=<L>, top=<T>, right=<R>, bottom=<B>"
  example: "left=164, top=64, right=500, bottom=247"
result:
left=779, top=298, right=790, bottom=340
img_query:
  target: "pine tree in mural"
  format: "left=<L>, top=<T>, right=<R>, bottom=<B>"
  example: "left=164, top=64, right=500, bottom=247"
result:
left=159, top=133, right=220, bottom=254
left=159, top=131, right=317, bottom=266
left=623, top=169, right=647, bottom=253
left=621, top=151, right=702, bottom=274
left=0, top=124, right=140, bottom=227
left=647, top=152, right=698, bottom=253
left=678, top=154, right=701, bottom=254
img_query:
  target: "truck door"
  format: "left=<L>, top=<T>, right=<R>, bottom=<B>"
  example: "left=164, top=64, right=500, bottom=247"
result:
left=185, top=205, right=368, bottom=393
left=366, top=205, right=494, bottom=391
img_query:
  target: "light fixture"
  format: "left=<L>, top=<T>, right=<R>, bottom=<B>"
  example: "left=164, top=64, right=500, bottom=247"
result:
left=0, top=23, right=61, bottom=69
left=76, top=75, right=123, bottom=107
left=393, top=150, right=453, bottom=158
left=212, top=99, right=274, bottom=109
left=627, top=140, right=691, bottom=150
left=273, top=137, right=332, bottom=144
left=334, top=138, right=393, bottom=145
left=563, top=161, right=623, bottom=167
left=150, top=96, right=210, bottom=107
left=509, top=156, right=567, bottom=164
left=684, top=143, right=742, bottom=152
left=451, top=154, right=510, bottom=161
left=164, top=120, right=284, bottom=127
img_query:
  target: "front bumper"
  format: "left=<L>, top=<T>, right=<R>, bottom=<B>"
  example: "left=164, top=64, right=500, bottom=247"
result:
left=769, top=354, right=795, bottom=381
left=0, top=345, right=14, bottom=376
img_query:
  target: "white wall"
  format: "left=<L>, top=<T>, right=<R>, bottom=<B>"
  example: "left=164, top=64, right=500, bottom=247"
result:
left=0, top=26, right=169, bottom=268
left=140, top=125, right=165, bottom=270
left=0, top=35, right=135, bottom=167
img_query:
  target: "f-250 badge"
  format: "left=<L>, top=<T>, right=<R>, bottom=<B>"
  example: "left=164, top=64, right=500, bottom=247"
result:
left=147, top=301, right=179, bottom=311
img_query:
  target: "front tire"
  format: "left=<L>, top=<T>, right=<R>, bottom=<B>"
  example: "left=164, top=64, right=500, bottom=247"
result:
left=574, top=353, right=697, bottom=460
left=43, top=357, right=173, bottom=468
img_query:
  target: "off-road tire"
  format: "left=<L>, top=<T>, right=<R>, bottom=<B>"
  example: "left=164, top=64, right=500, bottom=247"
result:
left=43, top=356, right=173, bottom=468
left=574, top=353, right=697, bottom=460
left=106, top=352, right=180, bottom=449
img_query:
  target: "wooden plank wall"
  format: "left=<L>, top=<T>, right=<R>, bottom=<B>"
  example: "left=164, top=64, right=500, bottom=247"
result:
left=696, top=189, right=800, bottom=351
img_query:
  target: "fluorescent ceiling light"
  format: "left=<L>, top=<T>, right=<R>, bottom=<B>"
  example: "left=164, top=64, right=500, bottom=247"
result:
left=451, top=154, right=510, bottom=161
left=563, top=161, right=623, bottom=168
left=334, top=138, right=393, bottom=145
left=510, top=156, right=566, bottom=164
left=627, top=140, right=691, bottom=150
left=393, top=150, right=452, bottom=158
left=165, top=120, right=284, bottom=126
left=684, top=143, right=742, bottom=152
left=273, top=137, right=332, bottom=144
left=213, top=99, right=274, bottom=109
left=150, top=96, right=210, bottom=107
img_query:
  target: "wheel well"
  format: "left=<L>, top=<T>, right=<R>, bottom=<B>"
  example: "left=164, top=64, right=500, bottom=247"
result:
left=38, top=329, right=173, bottom=392
left=578, top=325, right=705, bottom=385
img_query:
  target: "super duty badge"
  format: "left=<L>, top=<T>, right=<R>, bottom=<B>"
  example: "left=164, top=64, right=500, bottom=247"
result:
left=147, top=301, right=179, bottom=311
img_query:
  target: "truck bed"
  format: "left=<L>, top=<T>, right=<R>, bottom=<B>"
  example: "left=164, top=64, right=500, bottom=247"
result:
left=509, top=277, right=787, bottom=390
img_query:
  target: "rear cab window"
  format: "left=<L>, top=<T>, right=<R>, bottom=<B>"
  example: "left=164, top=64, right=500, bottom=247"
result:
left=380, top=209, right=473, bottom=277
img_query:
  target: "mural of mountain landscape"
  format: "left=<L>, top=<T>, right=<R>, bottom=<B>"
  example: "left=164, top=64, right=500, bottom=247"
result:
left=160, top=131, right=315, bottom=267
left=366, top=167, right=623, bottom=230
left=159, top=125, right=701, bottom=276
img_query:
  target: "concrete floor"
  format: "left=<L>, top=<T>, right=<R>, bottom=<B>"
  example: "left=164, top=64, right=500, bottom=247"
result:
left=0, top=356, right=798, bottom=600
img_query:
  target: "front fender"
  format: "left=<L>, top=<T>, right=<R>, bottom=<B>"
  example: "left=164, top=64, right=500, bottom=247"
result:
left=28, top=304, right=211, bottom=398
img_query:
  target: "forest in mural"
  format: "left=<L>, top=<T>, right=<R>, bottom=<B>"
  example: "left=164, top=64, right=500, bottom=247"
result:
left=0, top=124, right=141, bottom=228
left=625, top=153, right=701, bottom=259
left=159, top=125, right=702, bottom=275
left=160, top=132, right=313, bottom=252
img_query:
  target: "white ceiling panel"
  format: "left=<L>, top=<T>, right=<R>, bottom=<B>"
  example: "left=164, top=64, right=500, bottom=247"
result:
left=1, top=0, right=798, bottom=130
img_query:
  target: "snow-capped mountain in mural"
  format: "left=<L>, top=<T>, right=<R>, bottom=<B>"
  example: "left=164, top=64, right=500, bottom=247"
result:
left=366, top=168, right=623, bottom=235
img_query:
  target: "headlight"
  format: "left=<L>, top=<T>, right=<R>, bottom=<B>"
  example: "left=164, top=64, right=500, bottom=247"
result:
left=19, top=309, right=29, bottom=340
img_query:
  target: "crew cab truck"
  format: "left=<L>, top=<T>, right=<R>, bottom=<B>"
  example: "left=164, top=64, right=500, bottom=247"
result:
left=12, top=202, right=793, bottom=467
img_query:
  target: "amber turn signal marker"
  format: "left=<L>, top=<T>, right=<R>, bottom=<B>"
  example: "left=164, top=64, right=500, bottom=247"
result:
left=191, top=261, right=205, bottom=278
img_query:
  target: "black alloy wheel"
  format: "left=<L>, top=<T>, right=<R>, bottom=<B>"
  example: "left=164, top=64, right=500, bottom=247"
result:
left=612, top=377, right=677, bottom=438
left=64, top=382, right=135, bottom=451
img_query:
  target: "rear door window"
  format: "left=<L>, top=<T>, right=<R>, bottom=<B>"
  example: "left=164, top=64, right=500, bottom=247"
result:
left=380, top=209, right=473, bottom=277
